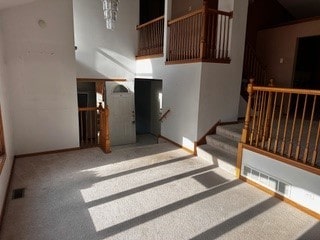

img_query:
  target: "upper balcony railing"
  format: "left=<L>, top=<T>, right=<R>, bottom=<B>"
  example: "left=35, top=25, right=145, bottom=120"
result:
left=167, top=5, right=233, bottom=64
left=136, top=16, right=165, bottom=59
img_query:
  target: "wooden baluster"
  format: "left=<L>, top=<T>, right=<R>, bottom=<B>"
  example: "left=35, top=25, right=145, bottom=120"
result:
left=250, top=89, right=260, bottom=145
left=197, top=13, right=201, bottom=58
left=241, top=79, right=254, bottom=144
left=311, top=121, right=320, bottom=166
left=280, top=93, right=292, bottom=155
left=288, top=94, right=299, bottom=158
left=262, top=79, right=274, bottom=148
left=200, top=1, right=208, bottom=60
left=80, top=111, right=84, bottom=146
left=273, top=92, right=284, bottom=153
left=267, top=92, right=278, bottom=151
left=89, top=110, right=93, bottom=146
left=94, top=109, right=97, bottom=145
left=225, top=15, right=230, bottom=59
left=303, top=95, right=317, bottom=163
left=295, top=95, right=308, bottom=160
left=255, top=91, right=266, bottom=147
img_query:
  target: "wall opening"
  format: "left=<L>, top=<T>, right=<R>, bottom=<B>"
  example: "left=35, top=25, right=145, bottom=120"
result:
left=135, top=79, right=163, bottom=139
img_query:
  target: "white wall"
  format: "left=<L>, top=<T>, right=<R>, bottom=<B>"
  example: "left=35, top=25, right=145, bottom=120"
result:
left=197, top=0, right=248, bottom=139
left=0, top=21, right=14, bottom=217
left=242, top=149, right=320, bottom=214
left=73, top=0, right=138, bottom=81
left=137, top=57, right=202, bottom=151
left=1, top=0, right=79, bottom=155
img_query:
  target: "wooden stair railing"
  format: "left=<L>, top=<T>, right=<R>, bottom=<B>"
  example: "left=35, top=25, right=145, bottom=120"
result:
left=243, top=42, right=269, bottom=86
left=136, top=16, right=165, bottom=58
left=78, top=107, right=99, bottom=148
left=240, top=78, right=320, bottom=173
left=78, top=104, right=111, bottom=153
left=167, top=2, right=233, bottom=64
left=159, top=109, right=170, bottom=122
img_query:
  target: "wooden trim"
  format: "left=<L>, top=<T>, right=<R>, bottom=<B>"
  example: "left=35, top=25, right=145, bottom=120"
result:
left=236, top=143, right=243, bottom=178
left=15, top=147, right=81, bottom=159
left=0, top=157, right=16, bottom=228
left=168, top=9, right=203, bottom=25
left=136, top=16, right=164, bottom=29
left=165, top=58, right=231, bottom=65
left=240, top=176, right=320, bottom=220
left=196, top=120, right=221, bottom=147
left=201, top=58, right=231, bottom=64
left=136, top=54, right=164, bottom=60
left=252, top=86, right=320, bottom=96
left=77, top=78, right=126, bottom=82
left=165, top=59, right=203, bottom=65
left=207, top=9, right=233, bottom=17
left=158, top=135, right=195, bottom=155
left=242, top=144, right=320, bottom=176
left=261, top=16, right=320, bottom=30
left=78, top=107, right=98, bottom=112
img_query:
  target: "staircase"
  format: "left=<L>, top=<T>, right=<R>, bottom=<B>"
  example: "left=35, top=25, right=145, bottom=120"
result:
left=197, top=123, right=243, bottom=176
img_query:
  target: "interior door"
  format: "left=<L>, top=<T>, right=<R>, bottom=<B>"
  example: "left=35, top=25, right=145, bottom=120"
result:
left=107, top=83, right=136, bottom=146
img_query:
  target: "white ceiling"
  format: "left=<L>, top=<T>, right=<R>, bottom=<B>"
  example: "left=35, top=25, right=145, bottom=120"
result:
left=0, top=0, right=38, bottom=10
left=277, top=0, right=320, bottom=18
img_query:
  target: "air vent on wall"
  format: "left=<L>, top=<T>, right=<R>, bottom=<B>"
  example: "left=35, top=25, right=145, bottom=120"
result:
left=12, top=188, right=25, bottom=200
left=243, top=165, right=291, bottom=197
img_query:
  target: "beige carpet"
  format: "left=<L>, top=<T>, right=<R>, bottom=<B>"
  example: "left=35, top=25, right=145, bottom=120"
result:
left=0, top=142, right=319, bottom=240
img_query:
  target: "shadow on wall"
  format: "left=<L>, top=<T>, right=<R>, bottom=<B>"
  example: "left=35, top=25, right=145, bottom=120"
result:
left=96, top=48, right=135, bottom=75
left=76, top=61, right=107, bottom=78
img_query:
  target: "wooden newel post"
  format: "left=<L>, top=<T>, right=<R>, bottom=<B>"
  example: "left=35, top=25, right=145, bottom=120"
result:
left=241, top=78, right=254, bottom=143
left=200, top=0, right=208, bottom=59
left=99, top=103, right=111, bottom=153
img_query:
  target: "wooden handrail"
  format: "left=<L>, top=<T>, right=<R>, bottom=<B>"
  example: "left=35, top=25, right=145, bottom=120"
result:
left=207, top=8, right=233, bottom=17
left=136, top=16, right=164, bottom=30
left=159, top=109, right=170, bottom=122
left=78, top=107, right=98, bottom=112
left=168, top=9, right=203, bottom=25
left=168, top=8, right=232, bottom=25
left=252, top=86, right=320, bottom=95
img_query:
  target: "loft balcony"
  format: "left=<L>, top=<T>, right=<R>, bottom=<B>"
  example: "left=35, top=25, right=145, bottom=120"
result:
left=136, top=3, right=233, bottom=64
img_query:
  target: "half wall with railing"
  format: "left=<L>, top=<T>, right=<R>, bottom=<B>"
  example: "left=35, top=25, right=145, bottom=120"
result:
left=136, top=16, right=164, bottom=58
left=167, top=4, right=233, bottom=64
left=239, top=79, right=320, bottom=173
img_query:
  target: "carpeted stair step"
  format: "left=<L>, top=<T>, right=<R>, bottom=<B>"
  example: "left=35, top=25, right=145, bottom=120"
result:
left=206, top=134, right=238, bottom=156
left=216, top=123, right=243, bottom=142
left=197, top=144, right=236, bottom=175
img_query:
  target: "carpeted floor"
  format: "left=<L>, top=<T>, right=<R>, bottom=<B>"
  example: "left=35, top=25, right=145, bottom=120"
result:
left=0, top=141, right=319, bottom=240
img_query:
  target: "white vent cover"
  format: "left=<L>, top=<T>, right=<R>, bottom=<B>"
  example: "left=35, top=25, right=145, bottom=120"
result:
left=243, top=165, right=292, bottom=197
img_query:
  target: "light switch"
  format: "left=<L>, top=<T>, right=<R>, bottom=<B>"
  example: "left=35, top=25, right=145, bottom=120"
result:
left=280, top=58, right=284, bottom=64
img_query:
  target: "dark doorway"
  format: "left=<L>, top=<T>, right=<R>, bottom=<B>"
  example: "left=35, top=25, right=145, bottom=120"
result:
left=135, top=79, right=163, bottom=136
left=292, top=36, right=320, bottom=119
left=293, top=35, right=320, bottom=89
left=140, top=0, right=164, bottom=24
